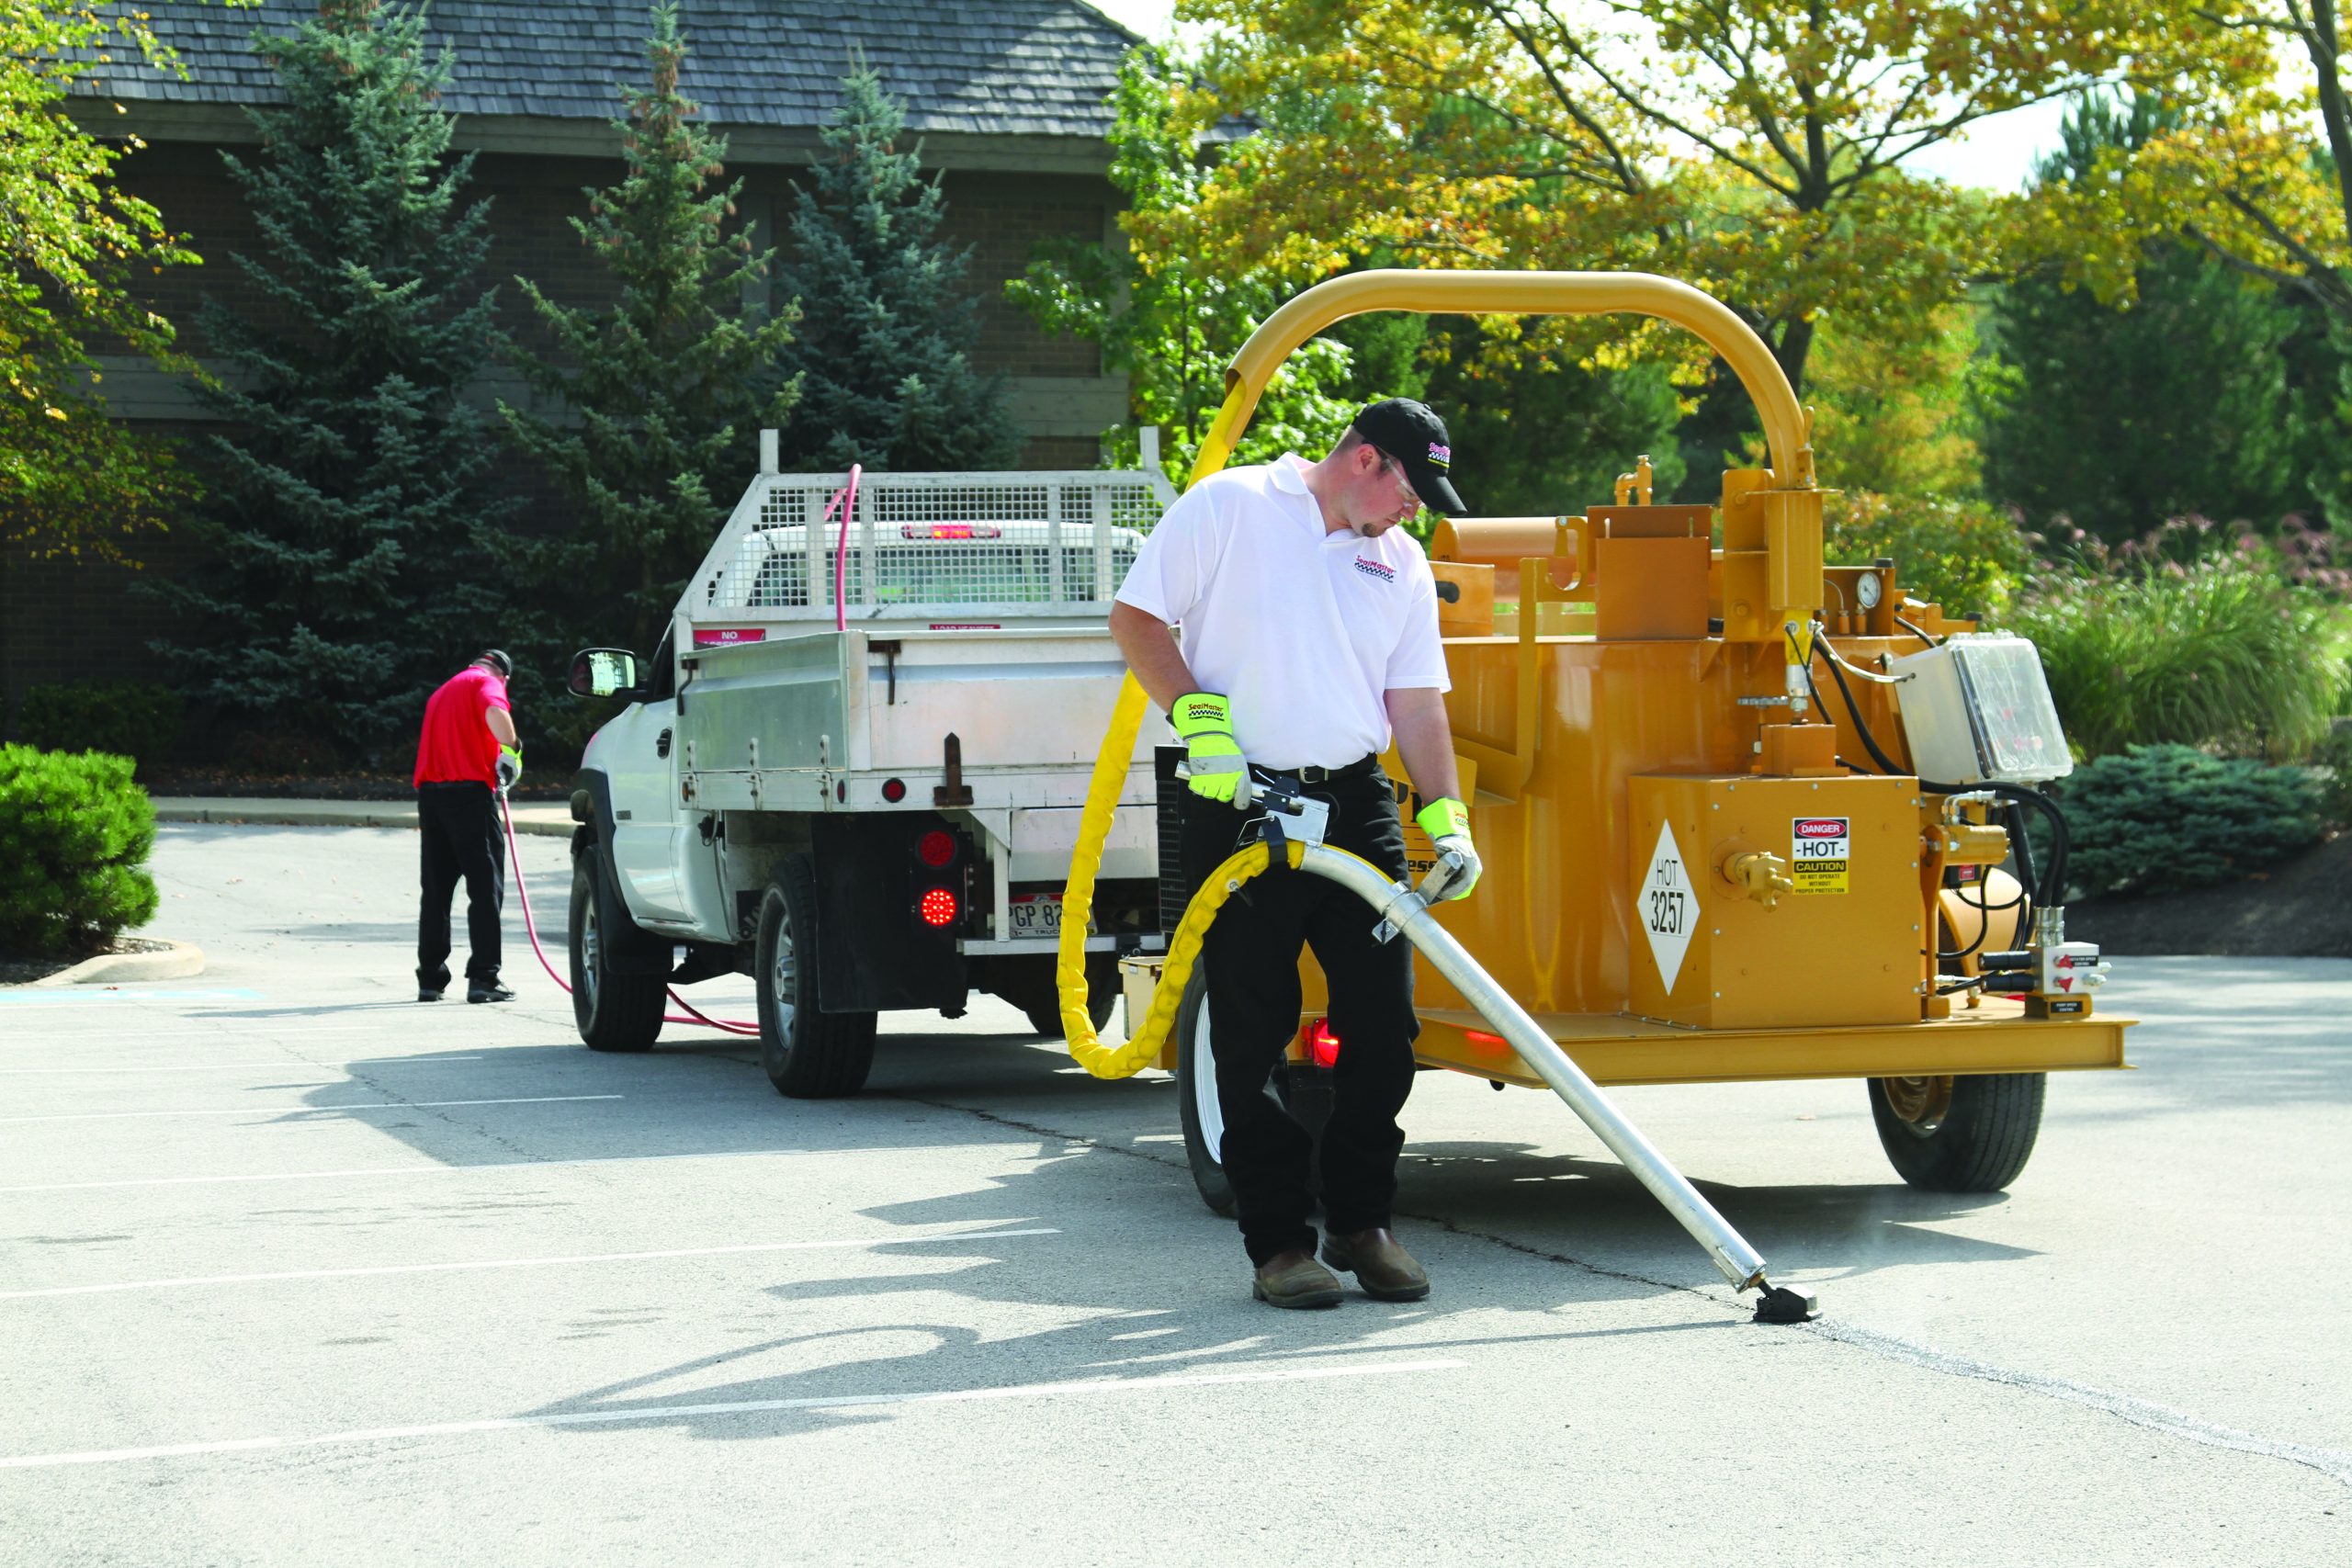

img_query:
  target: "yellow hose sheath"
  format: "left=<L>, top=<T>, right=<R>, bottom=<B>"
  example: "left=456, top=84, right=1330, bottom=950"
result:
left=1057, top=383, right=1256, bottom=1075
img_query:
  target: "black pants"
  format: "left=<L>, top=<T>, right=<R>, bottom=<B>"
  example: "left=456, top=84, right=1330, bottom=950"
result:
left=416, top=782, right=505, bottom=990
left=1181, top=761, right=1418, bottom=1267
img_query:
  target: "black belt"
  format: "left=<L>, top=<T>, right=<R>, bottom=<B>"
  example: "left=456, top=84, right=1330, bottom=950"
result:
left=1250, top=753, right=1381, bottom=786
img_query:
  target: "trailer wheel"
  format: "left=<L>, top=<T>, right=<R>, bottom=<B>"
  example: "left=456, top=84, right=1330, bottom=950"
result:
left=1174, top=964, right=1324, bottom=1217
left=1869, top=1072, right=2046, bottom=1191
left=1174, top=964, right=1236, bottom=1216
left=755, top=855, right=876, bottom=1099
left=570, top=853, right=663, bottom=1052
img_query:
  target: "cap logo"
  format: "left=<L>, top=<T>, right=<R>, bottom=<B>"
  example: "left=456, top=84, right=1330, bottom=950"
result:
left=1426, top=442, right=1451, bottom=469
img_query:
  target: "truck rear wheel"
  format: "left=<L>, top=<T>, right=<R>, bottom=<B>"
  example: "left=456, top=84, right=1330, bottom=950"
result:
left=570, top=853, right=664, bottom=1053
left=1869, top=1072, right=2046, bottom=1191
left=1016, top=956, right=1119, bottom=1038
left=755, top=855, right=876, bottom=1098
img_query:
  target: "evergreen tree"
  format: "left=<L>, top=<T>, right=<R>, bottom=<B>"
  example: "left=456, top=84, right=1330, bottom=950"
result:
left=1982, top=96, right=2311, bottom=542
left=501, top=3, right=798, bottom=660
left=153, top=0, right=509, bottom=753
left=772, top=63, right=1021, bottom=472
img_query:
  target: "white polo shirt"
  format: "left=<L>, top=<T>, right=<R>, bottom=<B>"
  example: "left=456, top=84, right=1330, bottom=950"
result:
left=1114, top=454, right=1450, bottom=770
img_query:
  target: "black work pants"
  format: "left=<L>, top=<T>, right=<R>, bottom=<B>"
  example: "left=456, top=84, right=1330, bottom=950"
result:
left=1181, top=762, right=1418, bottom=1266
left=416, top=781, right=504, bottom=989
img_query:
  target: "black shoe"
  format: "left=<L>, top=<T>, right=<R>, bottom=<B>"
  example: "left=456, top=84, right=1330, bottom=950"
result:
left=417, top=988, right=445, bottom=1002
left=466, top=983, right=515, bottom=1004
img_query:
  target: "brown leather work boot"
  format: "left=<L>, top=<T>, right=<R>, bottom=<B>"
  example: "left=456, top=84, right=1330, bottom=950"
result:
left=1251, top=1248, right=1344, bottom=1309
left=1320, top=1227, right=1430, bottom=1301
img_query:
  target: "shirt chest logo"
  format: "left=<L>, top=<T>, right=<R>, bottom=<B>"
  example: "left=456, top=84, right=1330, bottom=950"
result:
left=1351, top=557, right=1396, bottom=584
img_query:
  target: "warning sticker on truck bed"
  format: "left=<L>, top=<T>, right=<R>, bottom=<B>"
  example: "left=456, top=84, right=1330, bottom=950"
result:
left=1791, top=817, right=1850, bottom=894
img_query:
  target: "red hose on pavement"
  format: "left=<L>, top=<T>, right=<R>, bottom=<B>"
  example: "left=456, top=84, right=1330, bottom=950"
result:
left=500, top=792, right=761, bottom=1036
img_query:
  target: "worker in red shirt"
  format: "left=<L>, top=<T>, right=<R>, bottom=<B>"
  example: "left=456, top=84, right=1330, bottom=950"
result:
left=413, top=649, right=523, bottom=1003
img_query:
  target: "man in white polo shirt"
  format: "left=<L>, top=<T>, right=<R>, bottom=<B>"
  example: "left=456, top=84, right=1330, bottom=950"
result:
left=1110, top=399, right=1483, bottom=1309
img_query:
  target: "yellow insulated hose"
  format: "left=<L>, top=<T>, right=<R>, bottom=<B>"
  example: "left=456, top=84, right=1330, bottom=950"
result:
left=1057, top=387, right=1255, bottom=1078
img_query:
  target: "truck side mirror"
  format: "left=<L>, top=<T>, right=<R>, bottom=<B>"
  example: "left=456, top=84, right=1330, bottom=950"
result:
left=568, top=648, right=642, bottom=699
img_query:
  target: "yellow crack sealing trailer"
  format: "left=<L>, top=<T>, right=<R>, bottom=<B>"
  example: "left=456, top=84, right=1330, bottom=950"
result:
left=1057, top=271, right=2127, bottom=1282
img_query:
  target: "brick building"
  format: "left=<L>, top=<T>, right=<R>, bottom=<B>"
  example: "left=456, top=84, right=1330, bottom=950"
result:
left=4, top=0, right=1137, bottom=718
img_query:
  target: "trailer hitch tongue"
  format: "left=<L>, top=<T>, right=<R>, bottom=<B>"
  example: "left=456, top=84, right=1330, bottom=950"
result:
left=1285, top=829, right=1821, bottom=1324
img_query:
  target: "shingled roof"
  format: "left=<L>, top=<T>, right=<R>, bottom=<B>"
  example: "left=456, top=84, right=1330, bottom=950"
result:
left=78, top=0, right=1140, bottom=141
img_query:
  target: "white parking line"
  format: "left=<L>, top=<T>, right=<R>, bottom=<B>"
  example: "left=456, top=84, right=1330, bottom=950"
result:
left=0, top=1358, right=1464, bottom=1469
left=0, top=1095, right=621, bottom=1124
left=0, top=1058, right=487, bottom=1076
left=0, top=1226, right=1062, bottom=1300
left=0, top=1145, right=974, bottom=1194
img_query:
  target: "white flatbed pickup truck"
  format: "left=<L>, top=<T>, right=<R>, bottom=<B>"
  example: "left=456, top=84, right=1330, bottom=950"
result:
left=563, top=438, right=1174, bottom=1096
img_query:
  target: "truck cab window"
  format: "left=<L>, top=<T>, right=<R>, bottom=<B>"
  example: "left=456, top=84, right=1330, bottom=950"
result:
left=647, top=627, right=678, bottom=704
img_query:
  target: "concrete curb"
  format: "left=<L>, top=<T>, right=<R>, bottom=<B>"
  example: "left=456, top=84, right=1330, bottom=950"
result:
left=153, top=798, right=576, bottom=839
left=29, top=938, right=207, bottom=988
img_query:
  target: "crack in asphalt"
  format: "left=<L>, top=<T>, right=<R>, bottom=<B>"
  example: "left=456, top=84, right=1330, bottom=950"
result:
left=894, top=1088, right=2352, bottom=1491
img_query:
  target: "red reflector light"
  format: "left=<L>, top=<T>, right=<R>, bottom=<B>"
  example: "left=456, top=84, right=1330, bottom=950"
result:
left=881, top=777, right=907, bottom=803
left=918, top=886, right=959, bottom=928
left=916, top=829, right=956, bottom=867
left=1464, top=1030, right=1506, bottom=1051
left=1304, top=1017, right=1341, bottom=1067
left=899, top=524, right=1001, bottom=540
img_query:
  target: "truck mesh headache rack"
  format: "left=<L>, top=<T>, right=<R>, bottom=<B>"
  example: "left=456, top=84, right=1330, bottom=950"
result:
left=696, top=470, right=1170, bottom=620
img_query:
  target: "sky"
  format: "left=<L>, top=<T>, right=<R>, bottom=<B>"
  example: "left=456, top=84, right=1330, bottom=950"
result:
left=1078, top=0, right=2064, bottom=193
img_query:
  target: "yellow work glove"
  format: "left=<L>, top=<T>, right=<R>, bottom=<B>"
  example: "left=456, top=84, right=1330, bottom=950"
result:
left=1171, top=692, right=1248, bottom=806
left=1415, top=796, right=1480, bottom=901
left=496, top=743, right=523, bottom=793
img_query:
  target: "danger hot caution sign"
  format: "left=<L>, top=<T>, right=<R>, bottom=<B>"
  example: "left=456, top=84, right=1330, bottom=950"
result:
left=1791, top=817, right=1850, bottom=894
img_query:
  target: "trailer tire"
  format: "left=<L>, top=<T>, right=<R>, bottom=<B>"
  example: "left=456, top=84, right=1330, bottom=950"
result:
left=756, top=855, right=876, bottom=1099
left=570, top=854, right=664, bottom=1053
left=1869, top=1072, right=2045, bottom=1191
left=1174, top=964, right=1236, bottom=1216
left=1174, top=964, right=1325, bottom=1217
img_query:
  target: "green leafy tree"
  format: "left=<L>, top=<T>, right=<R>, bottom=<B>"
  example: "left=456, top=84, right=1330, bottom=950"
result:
left=151, top=0, right=509, bottom=755
left=501, top=3, right=798, bottom=660
left=1, top=0, right=202, bottom=561
left=1161, top=0, right=2236, bottom=399
left=1010, top=52, right=1361, bottom=481
left=1984, top=96, right=2311, bottom=541
left=772, top=62, right=1020, bottom=472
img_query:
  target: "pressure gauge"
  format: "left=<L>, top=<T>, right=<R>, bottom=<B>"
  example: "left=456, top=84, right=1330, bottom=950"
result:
left=1855, top=572, right=1883, bottom=611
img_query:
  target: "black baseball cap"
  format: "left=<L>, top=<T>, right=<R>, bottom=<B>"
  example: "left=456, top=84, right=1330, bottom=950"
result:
left=475, top=649, right=514, bottom=679
left=1351, top=398, right=1466, bottom=514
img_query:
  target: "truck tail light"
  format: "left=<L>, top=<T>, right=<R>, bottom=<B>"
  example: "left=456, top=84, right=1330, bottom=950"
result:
left=917, top=829, right=958, bottom=868
left=918, top=886, right=960, bottom=927
left=1303, top=1017, right=1340, bottom=1067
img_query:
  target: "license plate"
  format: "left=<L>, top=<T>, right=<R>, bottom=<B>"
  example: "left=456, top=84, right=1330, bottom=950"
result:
left=1008, top=894, right=1062, bottom=939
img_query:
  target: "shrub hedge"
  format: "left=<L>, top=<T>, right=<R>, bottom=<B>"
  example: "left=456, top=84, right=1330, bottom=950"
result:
left=0, top=745, right=161, bottom=957
left=2046, top=744, right=2327, bottom=899
left=2007, top=553, right=2345, bottom=761
left=14, top=681, right=184, bottom=773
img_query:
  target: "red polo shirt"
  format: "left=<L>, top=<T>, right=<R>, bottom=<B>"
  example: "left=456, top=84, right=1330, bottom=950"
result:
left=413, top=667, right=511, bottom=787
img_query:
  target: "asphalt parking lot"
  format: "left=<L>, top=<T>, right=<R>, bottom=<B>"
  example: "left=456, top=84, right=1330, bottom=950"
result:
left=3, top=822, right=2347, bottom=1565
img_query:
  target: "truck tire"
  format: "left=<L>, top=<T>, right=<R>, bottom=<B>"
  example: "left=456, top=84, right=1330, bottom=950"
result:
left=756, top=855, right=876, bottom=1099
left=1020, top=969, right=1118, bottom=1039
left=1869, top=1072, right=2046, bottom=1191
left=569, top=853, right=664, bottom=1053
